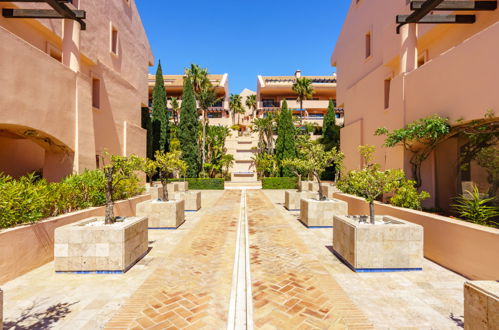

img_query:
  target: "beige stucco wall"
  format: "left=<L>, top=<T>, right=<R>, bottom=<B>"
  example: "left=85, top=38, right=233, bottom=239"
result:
left=0, top=194, right=150, bottom=284
left=0, top=0, right=152, bottom=181
left=332, top=1, right=499, bottom=209
left=333, top=193, right=499, bottom=280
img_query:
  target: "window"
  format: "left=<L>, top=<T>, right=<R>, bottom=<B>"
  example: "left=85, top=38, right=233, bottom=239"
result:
left=365, top=32, right=372, bottom=59
left=92, top=78, right=100, bottom=109
left=384, top=78, right=391, bottom=109
left=418, top=50, right=428, bottom=68
left=208, top=112, right=222, bottom=118
left=110, top=25, right=119, bottom=55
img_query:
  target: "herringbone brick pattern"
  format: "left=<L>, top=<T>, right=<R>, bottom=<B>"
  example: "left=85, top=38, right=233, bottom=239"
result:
left=247, top=190, right=373, bottom=329
left=105, top=190, right=241, bottom=329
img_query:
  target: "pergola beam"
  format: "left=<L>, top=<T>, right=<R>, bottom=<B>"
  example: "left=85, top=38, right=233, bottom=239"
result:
left=410, top=1, right=497, bottom=11
left=397, top=0, right=446, bottom=33
left=1, top=0, right=85, bottom=30
left=397, top=14, right=476, bottom=24
left=2, top=8, right=85, bottom=19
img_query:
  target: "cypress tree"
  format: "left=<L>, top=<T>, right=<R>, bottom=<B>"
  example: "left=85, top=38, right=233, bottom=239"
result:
left=179, top=77, right=200, bottom=177
left=275, top=100, right=297, bottom=177
left=322, top=99, right=340, bottom=151
left=151, top=60, right=169, bottom=154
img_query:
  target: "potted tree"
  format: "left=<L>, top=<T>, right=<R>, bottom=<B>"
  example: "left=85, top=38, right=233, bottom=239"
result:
left=141, top=158, right=162, bottom=200
left=281, top=158, right=316, bottom=211
left=285, top=144, right=348, bottom=228
left=136, top=150, right=187, bottom=229
left=174, top=164, right=201, bottom=212
left=334, top=146, right=424, bottom=272
left=54, top=154, right=148, bottom=273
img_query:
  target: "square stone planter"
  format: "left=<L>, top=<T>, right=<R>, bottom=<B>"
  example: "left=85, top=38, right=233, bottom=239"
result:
left=284, top=191, right=317, bottom=211
left=54, top=216, right=148, bottom=273
left=175, top=191, right=201, bottom=211
left=321, top=184, right=339, bottom=199
left=166, top=183, right=178, bottom=196
left=175, top=181, right=189, bottom=192
left=333, top=215, right=423, bottom=272
left=464, top=281, right=499, bottom=330
left=299, top=181, right=311, bottom=192
left=149, top=186, right=163, bottom=200
left=136, top=200, right=185, bottom=229
left=300, top=198, right=348, bottom=228
left=308, top=181, right=320, bottom=193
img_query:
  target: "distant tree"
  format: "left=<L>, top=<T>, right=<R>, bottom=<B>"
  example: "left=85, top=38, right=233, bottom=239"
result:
left=185, top=64, right=210, bottom=96
left=151, top=61, right=169, bottom=154
left=322, top=99, right=340, bottom=151
left=245, top=94, right=257, bottom=117
left=198, top=86, right=222, bottom=171
left=275, top=100, right=297, bottom=176
left=179, top=77, right=201, bottom=177
left=170, top=97, right=180, bottom=125
left=229, top=94, right=243, bottom=125
left=292, top=77, right=315, bottom=124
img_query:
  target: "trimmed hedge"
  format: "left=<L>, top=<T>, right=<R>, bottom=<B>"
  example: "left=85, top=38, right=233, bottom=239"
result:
left=262, top=177, right=298, bottom=190
left=169, top=178, right=224, bottom=190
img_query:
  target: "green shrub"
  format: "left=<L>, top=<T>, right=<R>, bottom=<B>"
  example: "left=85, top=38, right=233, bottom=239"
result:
left=389, top=179, right=430, bottom=210
left=452, top=185, right=499, bottom=228
left=169, top=178, right=224, bottom=190
left=0, top=169, right=143, bottom=230
left=262, top=177, right=297, bottom=189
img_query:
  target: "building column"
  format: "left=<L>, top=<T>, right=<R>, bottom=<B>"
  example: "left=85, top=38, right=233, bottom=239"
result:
left=62, top=19, right=81, bottom=72
left=400, top=23, right=417, bottom=74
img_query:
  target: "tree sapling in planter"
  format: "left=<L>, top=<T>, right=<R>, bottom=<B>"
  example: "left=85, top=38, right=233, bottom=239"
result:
left=136, top=150, right=187, bottom=229
left=334, top=146, right=424, bottom=272
left=54, top=153, right=149, bottom=273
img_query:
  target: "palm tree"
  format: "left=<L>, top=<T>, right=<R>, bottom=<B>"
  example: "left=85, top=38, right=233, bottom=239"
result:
left=252, top=113, right=276, bottom=154
left=292, top=77, right=315, bottom=124
left=198, top=87, right=222, bottom=170
left=170, top=97, right=180, bottom=125
left=229, top=94, right=243, bottom=125
left=245, top=94, right=257, bottom=118
left=184, top=64, right=210, bottom=96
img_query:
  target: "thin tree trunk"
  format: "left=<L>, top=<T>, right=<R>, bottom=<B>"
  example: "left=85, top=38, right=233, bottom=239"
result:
left=161, top=179, right=169, bottom=201
left=315, top=173, right=324, bottom=201
left=300, top=100, right=303, bottom=125
left=369, top=202, right=375, bottom=224
left=104, top=168, right=115, bottom=224
left=202, top=111, right=206, bottom=171
left=297, top=174, right=302, bottom=192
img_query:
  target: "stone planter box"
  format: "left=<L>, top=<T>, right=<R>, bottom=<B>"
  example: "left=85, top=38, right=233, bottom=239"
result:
left=149, top=186, right=163, bottom=201
left=166, top=183, right=178, bottom=196
left=333, top=215, right=423, bottom=272
left=284, top=191, right=317, bottom=211
left=321, top=184, right=339, bottom=199
left=136, top=200, right=185, bottom=229
left=308, top=181, right=320, bottom=192
left=175, top=192, right=201, bottom=211
left=54, top=216, right=148, bottom=273
left=300, top=198, right=348, bottom=228
left=175, top=181, right=189, bottom=192
left=299, top=181, right=311, bottom=192
left=464, top=281, right=499, bottom=329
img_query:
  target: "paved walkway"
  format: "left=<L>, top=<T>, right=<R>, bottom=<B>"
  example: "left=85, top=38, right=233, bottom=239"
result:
left=2, top=189, right=467, bottom=329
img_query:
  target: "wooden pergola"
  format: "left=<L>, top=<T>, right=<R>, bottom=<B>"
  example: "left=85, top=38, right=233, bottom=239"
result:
left=396, top=0, right=497, bottom=33
left=1, top=0, right=86, bottom=30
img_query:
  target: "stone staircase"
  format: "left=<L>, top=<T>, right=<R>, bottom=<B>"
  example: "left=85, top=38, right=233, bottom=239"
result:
left=227, top=132, right=258, bottom=183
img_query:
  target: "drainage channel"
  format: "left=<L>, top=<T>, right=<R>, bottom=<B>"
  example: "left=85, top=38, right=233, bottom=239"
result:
left=227, top=189, right=254, bottom=330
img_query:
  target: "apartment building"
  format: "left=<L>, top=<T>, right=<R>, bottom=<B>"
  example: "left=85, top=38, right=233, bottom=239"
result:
left=0, top=0, right=153, bottom=181
left=332, top=0, right=499, bottom=209
left=256, top=70, right=343, bottom=133
left=147, top=73, right=231, bottom=126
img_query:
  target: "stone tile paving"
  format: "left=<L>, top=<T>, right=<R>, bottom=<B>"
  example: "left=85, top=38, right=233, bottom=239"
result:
left=104, top=190, right=241, bottom=329
left=247, top=190, right=373, bottom=329
left=263, top=189, right=467, bottom=329
left=1, top=190, right=225, bottom=329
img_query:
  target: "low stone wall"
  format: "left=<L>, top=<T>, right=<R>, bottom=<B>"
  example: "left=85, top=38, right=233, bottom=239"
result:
left=0, top=194, right=150, bottom=284
left=464, top=281, right=499, bottom=329
left=333, top=193, right=499, bottom=280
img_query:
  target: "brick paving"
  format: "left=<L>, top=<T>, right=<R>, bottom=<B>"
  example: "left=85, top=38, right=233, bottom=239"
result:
left=247, top=190, right=373, bottom=329
left=105, top=190, right=241, bottom=329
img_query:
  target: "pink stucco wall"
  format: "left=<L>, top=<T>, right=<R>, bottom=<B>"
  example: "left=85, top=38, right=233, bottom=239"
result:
left=331, top=1, right=499, bottom=209
left=0, top=0, right=153, bottom=181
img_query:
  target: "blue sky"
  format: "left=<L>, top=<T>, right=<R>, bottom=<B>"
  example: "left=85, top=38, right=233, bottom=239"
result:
left=136, top=0, right=350, bottom=94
